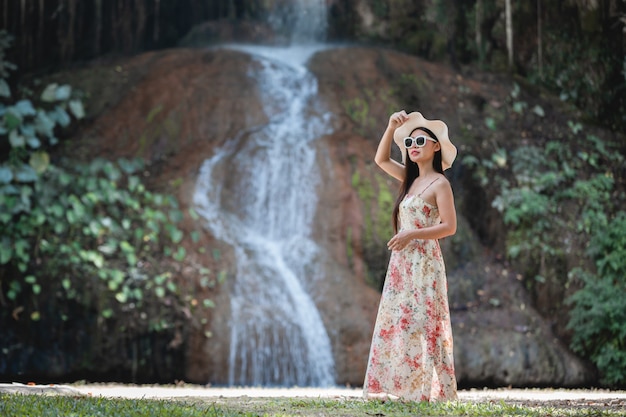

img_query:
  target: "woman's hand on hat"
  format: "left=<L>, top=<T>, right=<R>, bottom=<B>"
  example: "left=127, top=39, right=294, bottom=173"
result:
left=388, top=110, right=409, bottom=130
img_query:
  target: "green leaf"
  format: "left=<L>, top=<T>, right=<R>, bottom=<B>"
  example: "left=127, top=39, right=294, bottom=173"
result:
left=0, top=166, right=13, bottom=184
left=29, top=151, right=50, bottom=174
left=34, top=110, right=55, bottom=137
left=188, top=207, right=200, bottom=220
left=0, top=237, right=12, bottom=264
left=118, top=158, right=142, bottom=174
left=51, top=106, right=71, bottom=127
left=170, top=227, right=183, bottom=244
left=69, top=99, right=85, bottom=119
left=54, top=222, right=67, bottom=234
left=66, top=210, right=77, bottom=224
left=115, top=292, right=128, bottom=303
left=0, top=79, right=10, bottom=97
left=120, top=241, right=134, bottom=253
left=108, top=280, right=119, bottom=291
left=169, top=209, right=183, bottom=223
left=14, top=164, right=38, bottom=182
left=128, top=175, right=140, bottom=191
left=173, top=246, right=186, bottom=262
left=4, top=109, right=21, bottom=130
left=97, top=241, right=117, bottom=255
left=41, top=83, right=58, bottom=102
left=155, top=286, right=166, bottom=298
left=9, top=129, right=25, bottom=147
left=55, top=84, right=72, bottom=101
left=532, top=105, right=545, bottom=117
left=512, top=101, right=526, bottom=113
left=15, top=100, right=36, bottom=116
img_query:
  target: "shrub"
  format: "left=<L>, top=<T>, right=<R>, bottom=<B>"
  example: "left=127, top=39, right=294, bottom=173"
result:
left=566, top=212, right=626, bottom=387
left=464, top=85, right=626, bottom=386
left=0, top=30, right=203, bottom=380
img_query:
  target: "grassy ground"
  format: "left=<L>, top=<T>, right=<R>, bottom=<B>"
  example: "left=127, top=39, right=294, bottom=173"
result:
left=1, top=393, right=624, bottom=417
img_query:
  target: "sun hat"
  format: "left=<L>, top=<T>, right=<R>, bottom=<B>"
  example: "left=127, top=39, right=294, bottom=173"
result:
left=392, top=112, right=457, bottom=170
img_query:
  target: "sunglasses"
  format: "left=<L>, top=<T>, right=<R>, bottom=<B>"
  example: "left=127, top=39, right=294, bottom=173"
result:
left=403, top=135, right=438, bottom=148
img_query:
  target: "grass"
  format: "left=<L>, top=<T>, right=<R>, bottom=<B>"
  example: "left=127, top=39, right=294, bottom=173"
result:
left=0, top=394, right=623, bottom=417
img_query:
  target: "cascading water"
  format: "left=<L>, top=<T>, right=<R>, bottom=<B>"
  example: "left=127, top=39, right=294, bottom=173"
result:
left=192, top=1, right=335, bottom=386
left=267, top=0, right=328, bottom=44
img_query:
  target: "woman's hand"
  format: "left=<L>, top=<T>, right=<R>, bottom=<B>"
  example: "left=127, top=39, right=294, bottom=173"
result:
left=375, top=110, right=410, bottom=182
left=388, top=110, right=409, bottom=131
left=387, top=230, right=416, bottom=251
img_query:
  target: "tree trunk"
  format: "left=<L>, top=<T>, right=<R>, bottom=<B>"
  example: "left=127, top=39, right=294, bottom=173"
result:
left=94, top=0, right=102, bottom=56
left=68, top=0, right=77, bottom=63
left=136, top=0, right=146, bottom=52
left=476, top=0, right=483, bottom=67
left=38, top=0, right=44, bottom=68
left=505, top=0, right=513, bottom=69
left=537, top=0, right=542, bottom=78
left=154, top=0, right=160, bottom=42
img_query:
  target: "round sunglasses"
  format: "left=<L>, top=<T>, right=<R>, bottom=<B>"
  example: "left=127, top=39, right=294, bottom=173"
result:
left=403, top=135, right=438, bottom=148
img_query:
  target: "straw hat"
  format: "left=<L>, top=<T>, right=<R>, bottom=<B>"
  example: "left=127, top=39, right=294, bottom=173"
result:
left=392, top=112, right=457, bottom=170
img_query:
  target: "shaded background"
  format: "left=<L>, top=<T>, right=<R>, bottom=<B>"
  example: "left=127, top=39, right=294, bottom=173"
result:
left=1, top=0, right=625, bottom=389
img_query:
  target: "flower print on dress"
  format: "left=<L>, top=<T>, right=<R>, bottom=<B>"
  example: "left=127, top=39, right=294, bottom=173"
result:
left=363, top=194, right=456, bottom=402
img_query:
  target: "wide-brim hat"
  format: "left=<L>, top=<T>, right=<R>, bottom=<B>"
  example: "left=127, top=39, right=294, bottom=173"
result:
left=392, top=112, right=457, bottom=170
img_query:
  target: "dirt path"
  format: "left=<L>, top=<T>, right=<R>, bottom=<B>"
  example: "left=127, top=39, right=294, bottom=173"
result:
left=2, top=382, right=626, bottom=410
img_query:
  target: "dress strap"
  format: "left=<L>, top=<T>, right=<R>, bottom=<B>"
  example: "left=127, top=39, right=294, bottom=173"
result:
left=417, top=177, right=440, bottom=197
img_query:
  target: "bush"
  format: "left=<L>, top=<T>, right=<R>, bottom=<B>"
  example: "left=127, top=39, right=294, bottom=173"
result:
left=566, top=212, right=626, bottom=387
left=0, top=30, right=203, bottom=380
left=464, top=86, right=626, bottom=386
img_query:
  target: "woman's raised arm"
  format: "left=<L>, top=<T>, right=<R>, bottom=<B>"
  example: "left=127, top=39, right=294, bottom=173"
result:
left=374, top=111, right=409, bottom=181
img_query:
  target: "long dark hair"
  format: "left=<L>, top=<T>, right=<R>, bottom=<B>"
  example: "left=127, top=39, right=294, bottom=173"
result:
left=392, top=127, right=444, bottom=233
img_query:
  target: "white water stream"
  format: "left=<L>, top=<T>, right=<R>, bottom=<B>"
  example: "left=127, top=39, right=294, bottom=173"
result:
left=192, top=0, right=335, bottom=387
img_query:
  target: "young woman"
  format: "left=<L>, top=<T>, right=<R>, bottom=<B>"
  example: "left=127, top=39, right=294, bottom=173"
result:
left=363, top=110, right=458, bottom=402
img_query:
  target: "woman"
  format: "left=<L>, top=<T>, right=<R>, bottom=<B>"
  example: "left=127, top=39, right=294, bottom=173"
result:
left=363, top=110, right=458, bottom=402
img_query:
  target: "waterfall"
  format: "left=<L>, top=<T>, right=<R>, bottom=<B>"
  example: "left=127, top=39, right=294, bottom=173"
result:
left=267, top=0, right=328, bottom=44
left=192, top=2, right=335, bottom=387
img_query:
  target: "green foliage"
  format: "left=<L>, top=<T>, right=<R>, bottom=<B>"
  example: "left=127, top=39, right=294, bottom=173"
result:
left=0, top=32, right=213, bottom=378
left=530, top=31, right=618, bottom=126
left=1, top=158, right=188, bottom=324
left=0, top=33, right=192, bottom=327
left=343, top=96, right=371, bottom=135
left=478, top=125, right=622, bottom=265
left=467, top=92, right=626, bottom=385
left=566, top=212, right=626, bottom=386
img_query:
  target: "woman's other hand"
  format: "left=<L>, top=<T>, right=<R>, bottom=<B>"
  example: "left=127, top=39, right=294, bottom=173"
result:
left=387, top=230, right=415, bottom=251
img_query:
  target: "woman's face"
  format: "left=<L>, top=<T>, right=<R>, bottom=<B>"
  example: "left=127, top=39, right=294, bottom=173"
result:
left=406, top=128, right=440, bottom=164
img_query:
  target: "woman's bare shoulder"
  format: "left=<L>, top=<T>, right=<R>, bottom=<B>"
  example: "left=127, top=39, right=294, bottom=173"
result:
left=434, top=173, right=451, bottom=186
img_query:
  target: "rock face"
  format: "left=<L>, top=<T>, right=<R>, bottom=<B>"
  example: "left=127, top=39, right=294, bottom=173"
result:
left=73, top=44, right=594, bottom=388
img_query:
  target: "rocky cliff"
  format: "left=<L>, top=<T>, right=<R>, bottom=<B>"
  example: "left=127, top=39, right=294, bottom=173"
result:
left=64, top=44, right=595, bottom=387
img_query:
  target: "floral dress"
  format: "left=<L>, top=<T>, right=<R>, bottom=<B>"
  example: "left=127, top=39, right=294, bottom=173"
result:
left=363, top=193, right=457, bottom=402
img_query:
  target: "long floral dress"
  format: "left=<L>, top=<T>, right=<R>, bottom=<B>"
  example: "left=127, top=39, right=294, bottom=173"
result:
left=363, top=193, right=457, bottom=402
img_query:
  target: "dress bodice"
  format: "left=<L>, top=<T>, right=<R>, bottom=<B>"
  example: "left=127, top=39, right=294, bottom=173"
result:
left=399, top=194, right=441, bottom=232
